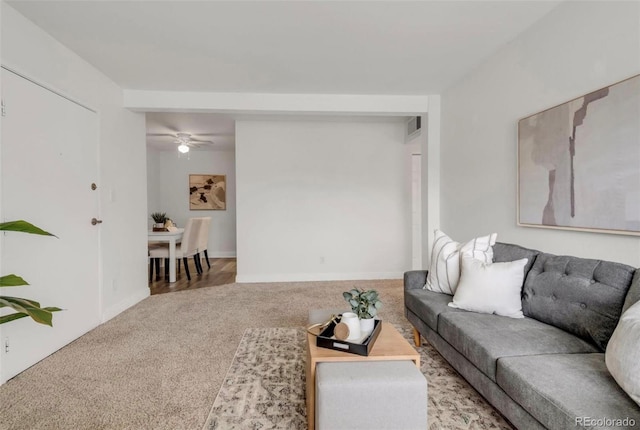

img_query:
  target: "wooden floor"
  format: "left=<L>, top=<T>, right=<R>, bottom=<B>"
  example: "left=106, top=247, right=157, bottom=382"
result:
left=148, top=257, right=237, bottom=295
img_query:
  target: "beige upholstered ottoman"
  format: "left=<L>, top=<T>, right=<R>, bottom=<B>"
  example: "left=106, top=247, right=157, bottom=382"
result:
left=307, top=309, right=428, bottom=430
left=315, top=360, right=427, bottom=430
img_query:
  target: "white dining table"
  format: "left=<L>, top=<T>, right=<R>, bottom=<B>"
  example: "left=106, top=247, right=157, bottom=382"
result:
left=148, top=228, right=184, bottom=283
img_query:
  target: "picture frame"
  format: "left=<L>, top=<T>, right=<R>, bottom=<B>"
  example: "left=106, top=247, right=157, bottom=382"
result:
left=517, top=74, right=640, bottom=236
left=189, top=174, right=226, bottom=210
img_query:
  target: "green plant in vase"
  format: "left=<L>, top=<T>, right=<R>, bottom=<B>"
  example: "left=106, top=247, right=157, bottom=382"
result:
left=342, top=287, right=382, bottom=334
left=151, top=212, right=168, bottom=231
left=151, top=212, right=167, bottom=224
left=0, top=220, right=61, bottom=326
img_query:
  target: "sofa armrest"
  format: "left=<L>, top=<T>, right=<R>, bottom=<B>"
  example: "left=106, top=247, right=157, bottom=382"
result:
left=404, top=270, right=428, bottom=291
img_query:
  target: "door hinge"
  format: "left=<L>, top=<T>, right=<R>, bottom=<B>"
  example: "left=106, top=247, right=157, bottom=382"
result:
left=1, top=99, right=6, bottom=117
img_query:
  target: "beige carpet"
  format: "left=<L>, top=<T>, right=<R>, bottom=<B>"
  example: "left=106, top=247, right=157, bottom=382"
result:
left=0, top=280, right=508, bottom=429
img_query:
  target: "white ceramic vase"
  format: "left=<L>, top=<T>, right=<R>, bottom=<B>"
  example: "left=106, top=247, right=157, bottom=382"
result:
left=341, top=312, right=361, bottom=341
left=360, top=317, right=375, bottom=335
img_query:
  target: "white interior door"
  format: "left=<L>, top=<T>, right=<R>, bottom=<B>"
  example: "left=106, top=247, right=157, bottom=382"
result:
left=0, top=68, right=100, bottom=382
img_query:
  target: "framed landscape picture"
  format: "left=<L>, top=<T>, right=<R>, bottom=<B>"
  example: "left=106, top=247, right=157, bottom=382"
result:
left=189, top=174, right=226, bottom=210
left=518, top=74, right=640, bottom=236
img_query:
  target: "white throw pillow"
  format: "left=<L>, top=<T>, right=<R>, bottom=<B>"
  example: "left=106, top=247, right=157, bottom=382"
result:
left=424, top=230, right=498, bottom=295
left=448, top=255, right=528, bottom=318
left=606, top=301, right=640, bottom=406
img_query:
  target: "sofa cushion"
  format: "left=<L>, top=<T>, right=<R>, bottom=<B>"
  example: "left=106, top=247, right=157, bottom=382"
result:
left=404, top=289, right=458, bottom=332
left=493, top=242, right=539, bottom=276
left=438, top=311, right=598, bottom=381
left=497, top=353, right=640, bottom=430
left=523, top=252, right=635, bottom=351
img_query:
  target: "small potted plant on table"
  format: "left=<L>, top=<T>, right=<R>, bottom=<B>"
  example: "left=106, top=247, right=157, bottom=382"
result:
left=343, top=287, right=382, bottom=335
left=151, top=212, right=168, bottom=231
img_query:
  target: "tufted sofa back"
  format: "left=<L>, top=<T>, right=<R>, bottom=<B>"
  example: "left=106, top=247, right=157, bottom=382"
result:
left=522, top=253, right=636, bottom=351
left=493, top=242, right=638, bottom=351
left=493, top=242, right=540, bottom=274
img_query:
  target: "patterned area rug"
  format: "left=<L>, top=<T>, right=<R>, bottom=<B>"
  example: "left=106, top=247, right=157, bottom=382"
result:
left=203, top=326, right=513, bottom=429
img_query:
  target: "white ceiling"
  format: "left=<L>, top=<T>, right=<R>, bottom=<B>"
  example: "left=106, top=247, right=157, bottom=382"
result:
left=9, top=1, right=562, bottom=153
left=8, top=1, right=561, bottom=95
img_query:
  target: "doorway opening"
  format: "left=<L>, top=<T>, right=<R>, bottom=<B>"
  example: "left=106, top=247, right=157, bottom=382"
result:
left=145, top=112, right=237, bottom=293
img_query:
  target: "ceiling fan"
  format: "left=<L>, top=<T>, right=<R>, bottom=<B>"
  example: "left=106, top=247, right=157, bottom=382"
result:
left=146, top=132, right=214, bottom=153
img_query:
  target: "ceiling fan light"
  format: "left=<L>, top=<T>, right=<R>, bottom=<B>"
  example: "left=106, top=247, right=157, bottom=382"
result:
left=178, top=143, right=190, bottom=153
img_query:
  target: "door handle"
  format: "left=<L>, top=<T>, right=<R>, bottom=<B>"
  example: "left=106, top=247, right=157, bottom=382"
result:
left=91, top=218, right=103, bottom=226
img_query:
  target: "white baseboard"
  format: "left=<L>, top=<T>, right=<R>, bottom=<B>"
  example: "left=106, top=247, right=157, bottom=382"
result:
left=101, top=288, right=150, bottom=323
left=235, top=272, right=403, bottom=283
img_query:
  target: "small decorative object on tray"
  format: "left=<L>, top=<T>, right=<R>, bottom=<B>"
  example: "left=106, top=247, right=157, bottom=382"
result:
left=316, top=314, right=382, bottom=356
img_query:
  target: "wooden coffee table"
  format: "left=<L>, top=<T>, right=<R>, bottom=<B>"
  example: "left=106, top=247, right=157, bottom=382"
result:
left=305, top=322, right=420, bottom=430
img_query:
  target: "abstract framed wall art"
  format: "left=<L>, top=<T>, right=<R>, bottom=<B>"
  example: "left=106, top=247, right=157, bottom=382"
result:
left=518, top=74, right=640, bottom=236
left=189, top=174, right=226, bottom=210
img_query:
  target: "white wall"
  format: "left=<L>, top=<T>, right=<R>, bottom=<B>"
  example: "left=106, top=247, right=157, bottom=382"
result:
left=235, top=118, right=411, bottom=282
left=440, top=1, right=640, bottom=267
left=146, top=149, right=237, bottom=257
left=1, top=2, right=148, bottom=382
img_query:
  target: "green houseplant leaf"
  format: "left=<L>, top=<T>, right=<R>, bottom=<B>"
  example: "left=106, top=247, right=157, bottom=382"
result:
left=0, top=220, right=61, bottom=326
left=0, top=297, right=61, bottom=326
left=0, top=220, right=56, bottom=237
left=0, top=274, right=29, bottom=287
left=0, top=304, right=62, bottom=326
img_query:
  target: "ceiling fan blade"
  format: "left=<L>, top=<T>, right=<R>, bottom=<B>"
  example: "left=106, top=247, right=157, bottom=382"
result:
left=190, top=138, right=214, bottom=144
left=193, top=133, right=235, bottom=137
left=146, top=133, right=176, bottom=137
left=190, top=141, right=217, bottom=148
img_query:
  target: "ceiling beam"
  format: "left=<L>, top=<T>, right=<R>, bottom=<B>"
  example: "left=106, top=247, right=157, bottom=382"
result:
left=123, top=90, right=430, bottom=116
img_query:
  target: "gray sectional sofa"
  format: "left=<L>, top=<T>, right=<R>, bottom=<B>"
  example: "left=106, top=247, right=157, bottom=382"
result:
left=404, top=242, right=640, bottom=430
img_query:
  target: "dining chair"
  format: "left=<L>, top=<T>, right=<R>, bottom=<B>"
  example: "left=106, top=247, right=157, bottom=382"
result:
left=149, top=244, right=162, bottom=282
left=195, top=217, right=212, bottom=270
left=148, top=239, right=168, bottom=282
left=149, top=218, right=202, bottom=281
